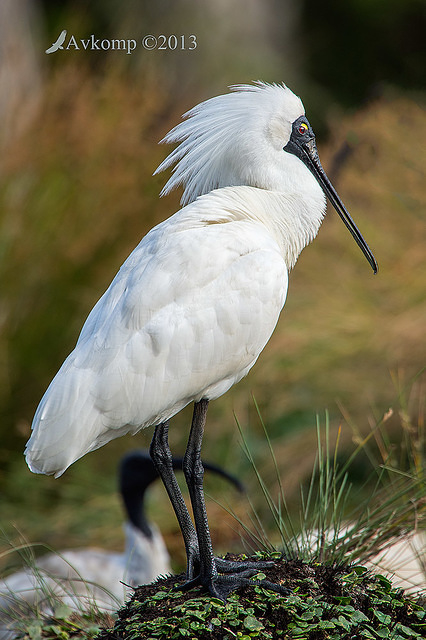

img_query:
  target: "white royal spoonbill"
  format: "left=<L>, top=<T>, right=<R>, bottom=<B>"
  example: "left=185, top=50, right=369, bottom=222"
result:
left=25, top=82, right=377, bottom=600
left=1, top=451, right=243, bottom=628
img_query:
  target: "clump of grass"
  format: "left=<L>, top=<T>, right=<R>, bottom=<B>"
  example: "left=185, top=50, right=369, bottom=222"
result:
left=234, top=376, right=425, bottom=590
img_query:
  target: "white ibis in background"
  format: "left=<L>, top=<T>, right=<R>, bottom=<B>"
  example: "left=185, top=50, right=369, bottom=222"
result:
left=0, top=450, right=243, bottom=632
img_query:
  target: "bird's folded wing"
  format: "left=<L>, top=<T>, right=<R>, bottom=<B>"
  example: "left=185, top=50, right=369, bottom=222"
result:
left=25, top=200, right=287, bottom=476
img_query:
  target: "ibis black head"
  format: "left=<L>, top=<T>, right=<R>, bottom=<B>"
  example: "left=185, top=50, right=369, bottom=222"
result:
left=119, top=450, right=244, bottom=538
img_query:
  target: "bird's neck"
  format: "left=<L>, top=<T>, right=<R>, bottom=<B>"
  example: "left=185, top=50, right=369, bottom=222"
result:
left=191, top=185, right=327, bottom=270
left=122, top=490, right=153, bottom=539
left=123, top=521, right=170, bottom=586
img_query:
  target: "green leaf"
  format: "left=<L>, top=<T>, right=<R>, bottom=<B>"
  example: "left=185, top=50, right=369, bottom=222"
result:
left=210, top=597, right=225, bottom=607
left=52, top=602, right=73, bottom=620
left=190, top=621, right=204, bottom=631
left=351, top=610, right=369, bottom=623
left=27, top=621, right=43, bottom=640
left=353, top=566, right=368, bottom=575
left=373, top=610, right=392, bottom=625
left=334, top=595, right=352, bottom=605
left=335, top=615, right=352, bottom=631
left=289, top=629, right=308, bottom=638
left=228, top=617, right=241, bottom=627
left=397, top=623, right=422, bottom=637
left=299, top=610, right=314, bottom=620
left=293, top=619, right=308, bottom=628
left=319, top=620, right=336, bottom=629
left=44, top=624, right=69, bottom=640
left=253, top=572, right=267, bottom=581
left=375, top=575, right=393, bottom=591
left=243, top=615, right=264, bottom=632
left=286, top=596, right=303, bottom=606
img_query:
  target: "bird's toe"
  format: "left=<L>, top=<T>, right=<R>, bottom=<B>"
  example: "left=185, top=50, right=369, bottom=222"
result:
left=208, top=573, right=290, bottom=601
left=214, top=555, right=284, bottom=574
left=175, top=567, right=290, bottom=602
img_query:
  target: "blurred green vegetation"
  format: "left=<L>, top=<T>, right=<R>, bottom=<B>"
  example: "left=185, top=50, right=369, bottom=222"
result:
left=0, top=1, right=425, bottom=577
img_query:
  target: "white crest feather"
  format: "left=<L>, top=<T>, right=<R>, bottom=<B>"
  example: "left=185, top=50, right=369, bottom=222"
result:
left=154, top=82, right=305, bottom=205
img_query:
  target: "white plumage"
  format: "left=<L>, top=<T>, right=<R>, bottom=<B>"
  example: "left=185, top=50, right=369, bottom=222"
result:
left=25, top=83, right=327, bottom=477
left=0, top=523, right=168, bottom=623
left=25, top=82, right=376, bottom=599
left=155, top=83, right=308, bottom=204
left=367, top=532, right=426, bottom=594
left=0, top=454, right=170, bottom=638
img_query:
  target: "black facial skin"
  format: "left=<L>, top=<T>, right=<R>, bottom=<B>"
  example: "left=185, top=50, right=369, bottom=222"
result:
left=284, top=115, right=378, bottom=274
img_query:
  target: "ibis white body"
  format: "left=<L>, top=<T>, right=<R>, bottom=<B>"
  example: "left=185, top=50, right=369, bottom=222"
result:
left=1, top=447, right=242, bottom=630
left=0, top=523, right=170, bottom=639
left=367, top=532, right=425, bottom=594
left=0, top=522, right=169, bottom=613
left=303, top=530, right=425, bottom=595
left=25, top=83, right=328, bottom=478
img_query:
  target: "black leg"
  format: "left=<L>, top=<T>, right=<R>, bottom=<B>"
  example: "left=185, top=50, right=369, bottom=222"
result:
left=149, top=421, right=199, bottom=578
left=182, top=399, right=218, bottom=584
left=180, top=400, right=291, bottom=601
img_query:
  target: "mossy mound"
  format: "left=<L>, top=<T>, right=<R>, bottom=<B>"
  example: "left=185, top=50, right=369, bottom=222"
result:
left=97, top=553, right=425, bottom=639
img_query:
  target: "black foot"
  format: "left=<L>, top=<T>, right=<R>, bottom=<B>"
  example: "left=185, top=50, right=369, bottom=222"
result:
left=176, top=569, right=290, bottom=602
left=184, top=553, right=282, bottom=581
left=214, top=555, right=283, bottom=574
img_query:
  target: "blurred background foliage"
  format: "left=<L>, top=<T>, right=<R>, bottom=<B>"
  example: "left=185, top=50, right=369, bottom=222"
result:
left=0, top=0, right=425, bottom=572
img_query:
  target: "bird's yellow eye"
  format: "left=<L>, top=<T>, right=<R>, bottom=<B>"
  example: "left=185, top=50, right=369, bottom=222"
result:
left=298, top=123, right=308, bottom=135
